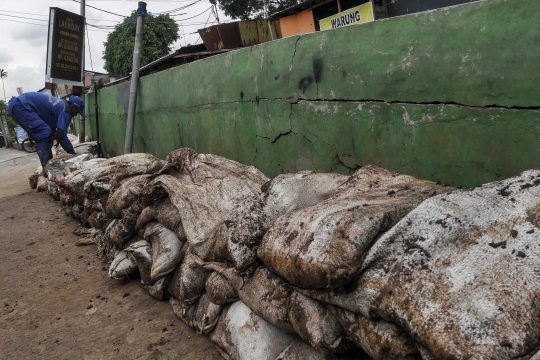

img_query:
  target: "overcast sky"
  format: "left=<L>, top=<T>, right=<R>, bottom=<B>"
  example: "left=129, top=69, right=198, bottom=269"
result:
left=0, top=0, right=232, bottom=99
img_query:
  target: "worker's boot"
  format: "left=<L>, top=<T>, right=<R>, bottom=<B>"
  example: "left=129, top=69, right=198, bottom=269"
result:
left=36, top=141, right=53, bottom=177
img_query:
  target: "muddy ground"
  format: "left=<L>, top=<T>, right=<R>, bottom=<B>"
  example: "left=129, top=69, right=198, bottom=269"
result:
left=0, top=147, right=222, bottom=359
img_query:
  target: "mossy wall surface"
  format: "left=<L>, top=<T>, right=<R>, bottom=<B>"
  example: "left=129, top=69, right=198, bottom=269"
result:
left=84, top=0, right=540, bottom=188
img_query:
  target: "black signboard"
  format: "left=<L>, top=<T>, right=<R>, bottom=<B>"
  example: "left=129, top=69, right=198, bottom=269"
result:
left=45, top=8, right=85, bottom=85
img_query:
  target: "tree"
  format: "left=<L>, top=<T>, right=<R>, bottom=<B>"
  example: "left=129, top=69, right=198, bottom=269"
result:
left=211, top=0, right=299, bottom=20
left=0, top=69, right=7, bottom=102
left=0, top=100, right=17, bottom=140
left=103, top=13, right=179, bottom=77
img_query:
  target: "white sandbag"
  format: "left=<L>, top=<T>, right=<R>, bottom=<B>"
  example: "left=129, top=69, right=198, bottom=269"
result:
left=209, top=301, right=296, bottom=360
left=258, top=165, right=453, bottom=289
left=144, top=221, right=183, bottom=281
left=108, top=249, right=138, bottom=279
left=126, top=239, right=153, bottom=285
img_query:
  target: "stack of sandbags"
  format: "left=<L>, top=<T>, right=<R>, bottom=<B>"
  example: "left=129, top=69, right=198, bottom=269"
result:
left=35, top=145, right=540, bottom=360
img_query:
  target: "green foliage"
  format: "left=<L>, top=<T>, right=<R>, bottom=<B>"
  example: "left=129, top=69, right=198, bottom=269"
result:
left=0, top=100, right=17, bottom=140
left=103, top=12, right=179, bottom=77
left=212, top=0, right=299, bottom=20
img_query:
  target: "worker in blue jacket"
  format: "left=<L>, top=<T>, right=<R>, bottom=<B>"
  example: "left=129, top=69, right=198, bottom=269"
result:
left=8, top=92, right=85, bottom=169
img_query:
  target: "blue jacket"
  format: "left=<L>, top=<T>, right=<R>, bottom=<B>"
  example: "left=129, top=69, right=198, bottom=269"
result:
left=17, top=92, right=75, bottom=153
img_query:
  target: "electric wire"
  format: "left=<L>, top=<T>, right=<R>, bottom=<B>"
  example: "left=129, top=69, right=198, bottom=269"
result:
left=0, top=18, right=47, bottom=26
left=0, top=13, right=48, bottom=22
left=72, top=0, right=126, bottom=17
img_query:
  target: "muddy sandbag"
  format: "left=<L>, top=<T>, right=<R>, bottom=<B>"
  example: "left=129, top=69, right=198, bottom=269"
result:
left=170, top=293, right=222, bottom=334
left=29, top=174, right=39, bottom=189
left=144, top=277, right=168, bottom=301
left=167, top=247, right=210, bottom=309
left=136, top=197, right=186, bottom=240
left=88, top=211, right=109, bottom=230
left=288, top=292, right=349, bottom=353
left=355, top=169, right=540, bottom=359
left=258, top=165, right=453, bottom=290
left=329, top=305, right=420, bottom=360
left=106, top=174, right=155, bottom=219
left=36, top=176, right=48, bottom=192
left=210, top=172, right=348, bottom=271
left=210, top=301, right=297, bottom=360
left=205, top=272, right=239, bottom=305
left=109, top=249, right=138, bottom=279
left=197, top=258, right=294, bottom=334
left=149, top=148, right=268, bottom=259
left=275, top=339, right=330, bottom=360
left=46, top=179, right=60, bottom=200
left=104, top=202, right=145, bottom=247
left=143, top=221, right=183, bottom=281
left=126, top=240, right=153, bottom=285
left=64, top=153, right=163, bottom=203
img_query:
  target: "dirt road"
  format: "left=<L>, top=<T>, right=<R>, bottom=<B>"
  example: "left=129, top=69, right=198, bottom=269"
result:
left=0, top=147, right=222, bottom=359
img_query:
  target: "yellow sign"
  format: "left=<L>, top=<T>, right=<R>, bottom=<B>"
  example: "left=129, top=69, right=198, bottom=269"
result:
left=319, top=2, right=374, bottom=31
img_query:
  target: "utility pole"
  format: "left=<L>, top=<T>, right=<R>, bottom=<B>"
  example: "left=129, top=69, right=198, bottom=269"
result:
left=124, top=2, right=147, bottom=154
left=0, top=110, right=13, bottom=148
left=78, top=0, right=86, bottom=144
left=213, top=5, right=220, bottom=24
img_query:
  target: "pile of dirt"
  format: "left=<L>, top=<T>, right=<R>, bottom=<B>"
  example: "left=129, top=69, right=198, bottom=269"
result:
left=33, top=145, right=540, bottom=360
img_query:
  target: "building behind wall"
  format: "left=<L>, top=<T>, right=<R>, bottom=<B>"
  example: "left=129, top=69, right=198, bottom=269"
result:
left=273, top=0, right=479, bottom=37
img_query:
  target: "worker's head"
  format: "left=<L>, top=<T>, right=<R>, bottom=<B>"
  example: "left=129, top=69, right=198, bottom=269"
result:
left=67, top=95, right=85, bottom=118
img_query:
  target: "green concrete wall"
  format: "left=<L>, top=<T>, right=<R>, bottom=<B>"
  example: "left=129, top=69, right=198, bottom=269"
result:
left=84, top=0, right=540, bottom=188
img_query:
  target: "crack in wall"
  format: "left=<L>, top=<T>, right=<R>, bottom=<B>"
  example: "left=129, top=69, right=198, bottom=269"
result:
left=126, top=97, right=540, bottom=113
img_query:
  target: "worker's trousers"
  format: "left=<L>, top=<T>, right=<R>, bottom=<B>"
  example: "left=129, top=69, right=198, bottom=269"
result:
left=8, top=98, right=54, bottom=168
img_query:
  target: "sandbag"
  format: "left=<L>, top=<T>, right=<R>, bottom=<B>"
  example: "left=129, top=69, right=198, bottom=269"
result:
left=167, top=247, right=210, bottom=309
left=36, top=176, right=48, bottom=192
left=197, top=259, right=294, bottom=334
left=46, top=179, right=60, bottom=200
left=209, top=301, right=297, bottom=360
left=147, top=148, right=268, bottom=260
left=356, top=169, right=540, bottom=359
left=105, top=218, right=136, bottom=247
left=205, top=272, right=238, bottom=305
left=136, top=197, right=186, bottom=240
left=126, top=240, right=153, bottom=285
left=106, top=174, right=155, bottom=219
left=28, top=174, right=39, bottom=189
left=87, top=211, right=109, bottom=229
left=109, top=249, right=138, bottom=279
left=170, top=293, right=222, bottom=334
left=143, top=221, right=183, bottom=281
left=288, top=292, right=349, bottom=353
left=329, top=305, right=420, bottom=360
left=144, top=277, right=168, bottom=301
left=258, top=165, right=453, bottom=289
left=275, top=339, right=330, bottom=360
left=210, top=172, right=348, bottom=271
left=64, top=153, right=163, bottom=204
